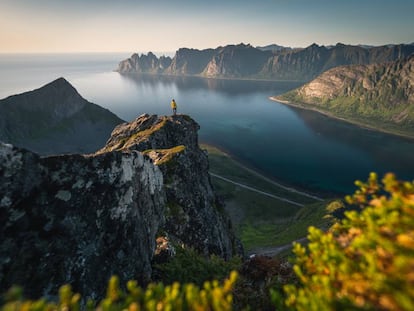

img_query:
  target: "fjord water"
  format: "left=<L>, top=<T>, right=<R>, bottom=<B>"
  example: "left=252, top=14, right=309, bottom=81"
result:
left=1, top=53, right=414, bottom=195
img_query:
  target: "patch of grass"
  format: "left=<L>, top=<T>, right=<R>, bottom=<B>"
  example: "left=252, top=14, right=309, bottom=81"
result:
left=201, top=143, right=335, bottom=252
left=238, top=201, right=335, bottom=251
left=143, top=145, right=186, bottom=166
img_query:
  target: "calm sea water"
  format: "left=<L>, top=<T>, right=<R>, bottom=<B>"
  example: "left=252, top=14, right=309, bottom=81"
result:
left=1, top=53, right=414, bottom=195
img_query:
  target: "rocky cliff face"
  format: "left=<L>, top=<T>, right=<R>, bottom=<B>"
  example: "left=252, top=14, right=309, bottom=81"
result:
left=202, top=44, right=272, bottom=78
left=1, top=113, right=239, bottom=298
left=98, top=114, right=239, bottom=259
left=163, top=48, right=216, bottom=75
left=117, top=43, right=414, bottom=81
left=0, top=142, right=164, bottom=298
left=278, top=55, right=414, bottom=134
left=0, top=78, right=123, bottom=155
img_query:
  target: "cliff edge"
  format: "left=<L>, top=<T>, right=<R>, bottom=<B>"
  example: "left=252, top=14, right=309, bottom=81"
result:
left=98, top=114, right=239, bottom=259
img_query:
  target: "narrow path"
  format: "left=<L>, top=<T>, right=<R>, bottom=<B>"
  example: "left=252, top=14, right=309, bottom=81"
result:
left=228, top=162, right=324, bottom=202
left=210, top=172, right=305, bottom=207
left=250, top=237, right=308, bottom=257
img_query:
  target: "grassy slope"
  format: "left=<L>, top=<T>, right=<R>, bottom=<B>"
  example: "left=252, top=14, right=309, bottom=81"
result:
left=274, top=56, right=414, bottom=139
left=201, top=144, right=337, bottom=252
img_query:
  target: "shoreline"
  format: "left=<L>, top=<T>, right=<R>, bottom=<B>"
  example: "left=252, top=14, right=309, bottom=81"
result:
left=269, top=96, right=414, bottom=141
left=117, top=71, right=306, bottom=84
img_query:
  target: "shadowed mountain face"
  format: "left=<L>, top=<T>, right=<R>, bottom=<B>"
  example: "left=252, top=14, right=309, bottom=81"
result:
left=0, top=78, right=123, bottom=155
left=117, top=43, right=414, bottom=82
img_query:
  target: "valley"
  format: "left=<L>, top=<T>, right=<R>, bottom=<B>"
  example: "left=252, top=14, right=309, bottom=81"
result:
left=201, top=144, right=336, bottom=252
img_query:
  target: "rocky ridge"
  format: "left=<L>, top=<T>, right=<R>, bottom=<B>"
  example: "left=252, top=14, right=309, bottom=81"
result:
left=98, top=114, right=239, bottom=258
left=1, top=113, right=239, bottom=298
left=117, top=43, right=414, bottom=81
left=0, top=78, right=123, bottom=155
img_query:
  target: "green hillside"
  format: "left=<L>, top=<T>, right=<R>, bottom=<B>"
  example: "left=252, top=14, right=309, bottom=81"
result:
left=276, top=55, right=414, bottom=138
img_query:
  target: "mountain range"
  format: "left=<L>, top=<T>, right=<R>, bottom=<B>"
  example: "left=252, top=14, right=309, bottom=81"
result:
left=0, top=78, right=123, bottom=155
left=117, top=43, right=414, bottom=81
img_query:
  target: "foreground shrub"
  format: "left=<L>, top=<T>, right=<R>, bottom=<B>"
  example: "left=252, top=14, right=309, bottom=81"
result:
left=1, top=272, right=238, bottom=311
left=283, top=173, right=414, bottom=310
left=153, top=246, right=242, bottom=287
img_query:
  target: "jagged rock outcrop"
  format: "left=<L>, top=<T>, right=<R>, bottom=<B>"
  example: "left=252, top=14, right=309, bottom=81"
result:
left=98, top=114, right=239, bottom=259
left=276, top=55, right=414, bottom=136
left=117, top=52, right=172, bottom=74
left=117, top=43, right=414, bottom=81
left=0, top=78, right=123, bottom=155
left=0, top=112, right=239, bottom=298
left=0, top=142, right=164, bottom=298
left=256, top=44, right=292, bottom=53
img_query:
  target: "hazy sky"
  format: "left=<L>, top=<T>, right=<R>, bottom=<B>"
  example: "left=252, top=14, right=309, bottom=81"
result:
left=1, top=0, right=413, bottom=53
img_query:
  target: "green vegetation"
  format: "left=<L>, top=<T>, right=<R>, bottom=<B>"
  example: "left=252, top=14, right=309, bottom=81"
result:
left=240, top=200, right=338, bottom=251
left=283, top=173, right=414, bottom=310
left=1, top=272, right=238, bottom=311
left=277, top=55, right=414, bottom=139
left=201, top=144, right=332, bottom=251
left=2, top=173, right=413, bottom=310
left=154, top=247, right=242, bottom=286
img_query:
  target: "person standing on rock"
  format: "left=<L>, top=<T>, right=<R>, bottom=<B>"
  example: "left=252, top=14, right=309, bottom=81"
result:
left=171, top=99, right=177, bottom=116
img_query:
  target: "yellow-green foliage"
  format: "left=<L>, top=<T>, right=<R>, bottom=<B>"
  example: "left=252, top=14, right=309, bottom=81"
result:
left=143, top=145, right=186, bottom=166
left=284, top=173, right=414, bottom=311
left=1, top=272, right=237, bottom=311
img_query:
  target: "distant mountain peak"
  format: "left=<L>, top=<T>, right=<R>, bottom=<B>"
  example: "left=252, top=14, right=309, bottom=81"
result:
left=0, top=78, right=123, bottom=155
left=42, top=77, right=76, bottom=91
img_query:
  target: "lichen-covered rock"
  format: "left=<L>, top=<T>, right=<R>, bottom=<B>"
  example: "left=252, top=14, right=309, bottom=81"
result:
left=98, top=114, right=241, bottom=259
left=0, top=113, right=240, bottom=299
left=0, top=142, right=165, bottom=299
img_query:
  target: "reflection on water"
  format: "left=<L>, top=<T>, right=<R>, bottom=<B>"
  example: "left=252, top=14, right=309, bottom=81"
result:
left=291, top=107, right=414, bottom=176
left=119, top=74, right=303, bottom=96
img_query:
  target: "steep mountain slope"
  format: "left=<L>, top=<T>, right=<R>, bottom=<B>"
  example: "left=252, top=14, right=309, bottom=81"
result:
left=0, top=78, right=123, bottom=155
left=202, top=43, right=272, bottom=78
left=117, top=43, right=414, bottom=81
left=275, top=55, right=414, bottom=137
left=1, top=113, right=239, bottom=298
left=163, top=47, right=217, bottom=75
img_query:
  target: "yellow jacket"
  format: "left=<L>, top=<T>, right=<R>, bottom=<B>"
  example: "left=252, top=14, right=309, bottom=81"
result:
left=171, top=100, right=177, bottom=109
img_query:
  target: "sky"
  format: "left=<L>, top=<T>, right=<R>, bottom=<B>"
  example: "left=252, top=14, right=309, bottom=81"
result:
left=1, top=0, right=413, bottom=53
